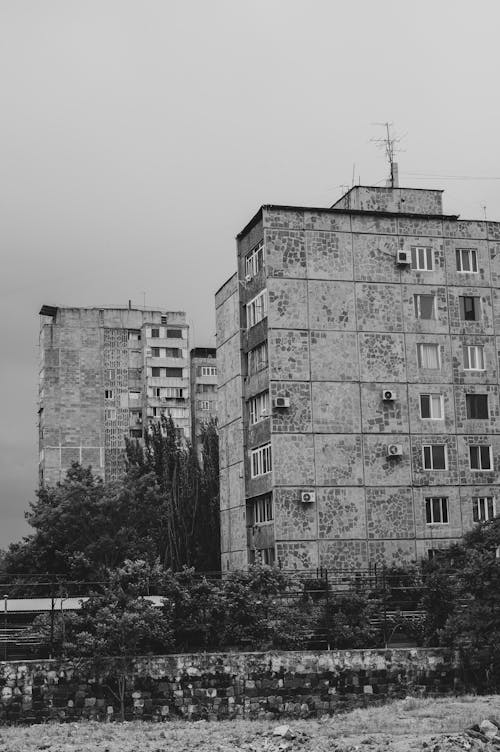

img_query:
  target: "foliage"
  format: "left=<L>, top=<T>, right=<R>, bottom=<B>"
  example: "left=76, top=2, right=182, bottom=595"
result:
left=319, top=591, right=383, bottom=649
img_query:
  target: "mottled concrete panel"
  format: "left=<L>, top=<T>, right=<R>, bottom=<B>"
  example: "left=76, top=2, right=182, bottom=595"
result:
left=215, top=272, right=237, bottom=309
left=219, top=467, right=230, bottom=512
left=492, top=288, right=500, bottom=332
left=273, top=434, right=315, bottom=486
left=443, top=239, right=490, bottom=286
left=265, top=229, right=306, bottom=278
left=459, top=485, right=500, bottom=533
left=230, top=550, right=249, bottom=569
left=447, top=286, right=494, bottom=335
left=358, top=333, right=407, bottom=382
left=276, top=541, right=318, bottom=570
left=451, top=335, right=497, bottom=385
left=216, top=290, right=241, bottom=346
left=61, top=447, right=80, bottom=466
left=311, top=382, right=361, bottom=433
left=456, top=434, right=500, bottom=485
left=263, top=207, right=305, bottom=230
left=411, top=434, right=459, bottom=486
left=398, top=217, right=444, bottom=237
left=307, top=281, right=355, bottom=331
left=408, top=383, right=456, bottom=434
left=306, top=231, right=353, bottom=280
left=351, top=215, right=398, bottom=235
left=303, top=210, right=352, bottom=232
left=314, top=435, right=363, bottom=486
left=268, top=278, right=308, bottom=329
left=401, top=285, right=449, bottom=334
left=268, top=330, right=310, bottom=381
left=487, top=222, right=500, bottom=241
left=44, top=447, right=61, bottom=468
left=318, top=539, right=368, bottom=570
left=405, top=334, right=452, bottom=384
left=363, top=436, right=412, bottom=486
left=274, top=488, right=317, bottom=540
left=360, top=383, right=409, bottom=433
left=355, top=283, right=403, bottom=332
left=270, top=382, right=312, bottom=433
left=450, top=220, right=488, bottom=240
left=454, top=384, right=500, bottom=434
left=398, top=236, right=446, bottom=285
left=217, top=335, right=241, bottom=386
left=353, top=234, right=400, bottom=284
left=229, top=506, right=248, bottom=551
left=228, top=463, right=245, bottom=510
left=413, top=486, right=462, bottom=538
left=310, top=331, right=359, bottom=381
left=223, top=377, right=243, bottom=426
left=489, top=243, right=500, bottom=287
left=317, top=487, right=366, bottom=539
left=366, top=487, right=415, bottom=539
left=368, top=540, right=417, bottom=567
left=220, top=509, right=230, bottom=553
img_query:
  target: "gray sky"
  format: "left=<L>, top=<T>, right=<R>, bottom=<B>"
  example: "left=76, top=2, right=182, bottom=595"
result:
left=1, top=0, right=500, bottom=549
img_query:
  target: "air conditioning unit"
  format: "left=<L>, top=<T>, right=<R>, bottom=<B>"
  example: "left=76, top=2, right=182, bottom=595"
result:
left=386, top=444, right=403, bottom=458
left=301, top=491, right=316, bottom=504
left=396, top=250, right=410, bottom=265
left=382, top=389, right=397, bottom=401
left=273, top=396, right=290, bottom=409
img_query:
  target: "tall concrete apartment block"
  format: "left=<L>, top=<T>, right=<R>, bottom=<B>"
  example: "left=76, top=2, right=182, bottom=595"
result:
left=216, top=185, right=500, bottom=571
left=190, top=348, right=217, bottom=459
left=39, top=306, right=190, bottom=485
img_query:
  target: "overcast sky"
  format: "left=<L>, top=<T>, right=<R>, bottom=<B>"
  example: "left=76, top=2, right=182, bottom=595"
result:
left=1, top=0, right=500, bottom=549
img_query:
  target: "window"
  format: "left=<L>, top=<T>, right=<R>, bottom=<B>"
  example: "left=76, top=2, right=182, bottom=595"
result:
left=251, top=494, right=273, bottom=524
left=473, top=496, right=496, bottom=522
left=164, top=387, right=184, bottom=398
left=152, top=367, right=162, bottom=377
left=466, top=394, right=488, bottom=419
left=247, top=290, right=268, bottom=328
left=151, top=347, right=161, bottom=357
left=463, top=345, right=485, bottom=371
left=104, top=389, right=114, bottom=400
left=249, top=391, right=270, bottom=425
left=423, top=444, right=447, bottom=470
left=414, top=294, right=436, bottom=320
left=198, top=366, right=217, bottom=376
left=165, top=367, right=183, bottom=377
left=459, top=296, right=481, bottom=321
left=411, top=246, right=433, bottom=271
left=104, top=408, right=116, bottom=421
left=128, top=329, right=141, bottom=341
left=153, top=387, right=161, bottom=398
left=151, top=328, right=160, bottom=338
left=417, top=343, right=440, bottom=369
left=165, top=348, right=182, bottom=358
left=197, top=400, right=214, bottom=410
left=197, top=383, right=216, bottom=393
left=161, top=316, right=167, bottom=324
left=251, top=443, right=272, bottom=478
left=248, top=341, right=268, bottom=375
left=129, top=390, right=141, bottom=401
left=469, top=445, right=492, bottom=470
left=166, top=328, right=183, bottom=338
left=456, top=248, right=478, bottom=273
left=251, top=547, right=275, bottom=565
left=420, top=394, right=443, bottom=420
left=425, top=497, right=449, bottom=524
left=245, top=240, right=264, bottom=279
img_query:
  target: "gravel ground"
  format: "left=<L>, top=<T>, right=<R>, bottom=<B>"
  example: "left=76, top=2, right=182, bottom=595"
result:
left=0, top=696, right=499, bottom=752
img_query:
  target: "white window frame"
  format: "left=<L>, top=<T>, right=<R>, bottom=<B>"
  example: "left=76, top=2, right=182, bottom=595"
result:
left=197, top=400, right=213, bottom=411
left=420, top=393, right=444, bottom=420
left=253, top=494, right=274, bottom=524
left=414, top=293, right=436, bottom=320
left=417, top=343, right=441, bottom=369
left=456, top=248, right=478, bottom=273
left=411, top=246, right=433, bottom=271
left=251, top=443, right=272, bottom=478
left=472, top=496, right=496, bottom=522
left=247, top=289, right=268, bottom=329
left=248, top=341, right=268, bottom=375
left=422, top=444, right=447, bottom=470
left=425, top=496, right=449, bottom=524
left=249, top=391, right=270, bottom=425
left=459, top=295, right=481, bottom=322
left=104, top=407, right=116, bottom=421
left=469, top=444, right=493, bottom=471
left=104, top=389, right=114, bottom=400
left=200, top=366, right=217, bottom=376
left=463, top=345, right=485, bottom=371
left=245, top=240, right=264, bottom=279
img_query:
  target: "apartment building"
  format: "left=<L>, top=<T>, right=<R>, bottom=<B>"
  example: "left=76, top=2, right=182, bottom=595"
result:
left=190, top=347, right=217, bottom=460
left=39, top=306, right=190, bottom=484
left=216, top=185, right=500, bottom=571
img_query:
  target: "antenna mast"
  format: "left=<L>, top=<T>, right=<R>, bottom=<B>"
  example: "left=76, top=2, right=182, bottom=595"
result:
left=371, top=122, right=403, bottom=188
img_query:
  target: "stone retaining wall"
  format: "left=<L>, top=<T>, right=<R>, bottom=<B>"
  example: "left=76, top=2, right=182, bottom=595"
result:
left=0, top=648, right=460, bottom=724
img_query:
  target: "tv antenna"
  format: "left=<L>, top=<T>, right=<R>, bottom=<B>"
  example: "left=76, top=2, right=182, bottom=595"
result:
left=371, top=122, right=405, bottom=188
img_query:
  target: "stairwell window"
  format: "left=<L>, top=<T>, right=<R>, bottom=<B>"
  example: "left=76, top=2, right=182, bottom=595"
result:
left=463, top=345, right=485, bottom=371
left=472, top=496, right=496, bottom=522
left=411, top=246, right=433, bottom=271
left=423, top=444, right=447, bottom=470
left=425, top=496, right=449, bottom=524
left=456, top=248, right=478, bottom=273
left=469, top=445, right=492, bottom=471
left=247, top=290, right=268, bottom=328
left=251, top=443, right=272, bottom=478
left=417, top=343, right=440, bottom=369
left=414, top=294, right=436, bottom=320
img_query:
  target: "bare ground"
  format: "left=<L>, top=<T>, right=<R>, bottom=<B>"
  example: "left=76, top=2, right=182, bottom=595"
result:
left=0, top=695, right=499, bottom=752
